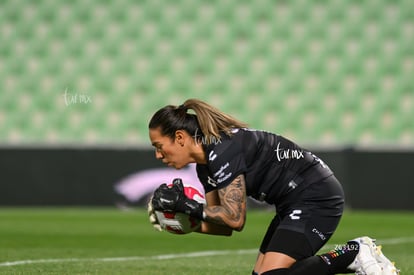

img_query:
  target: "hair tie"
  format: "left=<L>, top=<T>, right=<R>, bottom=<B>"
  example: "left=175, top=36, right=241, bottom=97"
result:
left=178, top=104, right=187, bottom=111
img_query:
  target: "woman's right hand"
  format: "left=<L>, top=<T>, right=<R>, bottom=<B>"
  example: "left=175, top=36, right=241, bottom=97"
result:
left=147, top=196, right=162, bottom=232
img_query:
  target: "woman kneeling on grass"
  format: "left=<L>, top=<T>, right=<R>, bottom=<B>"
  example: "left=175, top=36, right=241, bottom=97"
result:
left=147, top=98, right=399, bottom=275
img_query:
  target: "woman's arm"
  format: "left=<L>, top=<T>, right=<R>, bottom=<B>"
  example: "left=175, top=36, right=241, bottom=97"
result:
left=196, top=174, right=247, bottom=235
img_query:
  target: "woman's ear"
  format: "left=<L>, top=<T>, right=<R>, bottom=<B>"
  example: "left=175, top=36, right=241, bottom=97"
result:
left=175, top=130, right=185, bottom=147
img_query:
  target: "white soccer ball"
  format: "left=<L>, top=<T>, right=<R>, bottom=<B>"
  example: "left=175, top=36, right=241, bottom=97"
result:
left=155, top=184, right=206, bottom=234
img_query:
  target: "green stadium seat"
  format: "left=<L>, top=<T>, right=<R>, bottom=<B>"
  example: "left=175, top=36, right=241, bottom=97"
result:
left=0, top=0, right=412, bottom=146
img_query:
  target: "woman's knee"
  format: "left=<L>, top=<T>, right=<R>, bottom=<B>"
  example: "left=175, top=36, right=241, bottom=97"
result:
left=258, top=252, right=296, bottom=274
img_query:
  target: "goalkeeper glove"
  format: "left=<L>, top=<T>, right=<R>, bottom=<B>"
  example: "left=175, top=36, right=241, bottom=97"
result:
left=147, top=196, right=162, bottom=231
left=152, top=178, right=204, bottom=220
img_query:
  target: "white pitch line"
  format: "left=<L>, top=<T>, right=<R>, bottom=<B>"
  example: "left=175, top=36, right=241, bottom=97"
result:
left=1, top=237, right=412, bottom=267
left=376, top=237, right=414, bottom=245
left=0, top=249, right=256, bottom=267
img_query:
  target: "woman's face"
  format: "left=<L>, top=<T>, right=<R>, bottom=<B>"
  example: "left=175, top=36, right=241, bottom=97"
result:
left=149, top=127, right=191, bottom=169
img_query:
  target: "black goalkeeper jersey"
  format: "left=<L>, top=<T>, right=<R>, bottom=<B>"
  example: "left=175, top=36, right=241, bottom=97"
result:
left=196, top=128, right=333, bottom=205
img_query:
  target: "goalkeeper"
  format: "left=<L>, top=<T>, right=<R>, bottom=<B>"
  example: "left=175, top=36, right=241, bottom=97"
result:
left=148, top=98, right=398, bottom=275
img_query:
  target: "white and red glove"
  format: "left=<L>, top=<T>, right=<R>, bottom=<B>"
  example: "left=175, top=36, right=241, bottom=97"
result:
left=147, top=196, right=162, bottom=232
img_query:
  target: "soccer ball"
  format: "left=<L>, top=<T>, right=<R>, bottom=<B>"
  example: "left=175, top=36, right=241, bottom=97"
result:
left=155, top=184, right=206, bottom=234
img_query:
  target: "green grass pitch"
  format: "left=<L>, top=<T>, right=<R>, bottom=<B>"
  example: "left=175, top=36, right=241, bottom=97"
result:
left=0, top=208, right=413, bottom=274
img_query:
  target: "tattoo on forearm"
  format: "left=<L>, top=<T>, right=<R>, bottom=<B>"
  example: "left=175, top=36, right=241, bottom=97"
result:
left=204, top=175, right=246, bottom=229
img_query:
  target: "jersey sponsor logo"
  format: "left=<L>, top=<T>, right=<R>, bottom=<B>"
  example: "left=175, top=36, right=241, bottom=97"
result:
left=212, top=161, right=232, bottom=184
left=209, top=151, right=217, bottom=162
left=213, top=162, right=230, bottom=178
left=289, top=209, right=302, bottom=220
left=217, top=172, right=232, bottom=184
left=275, top=142, right=305, bottom=162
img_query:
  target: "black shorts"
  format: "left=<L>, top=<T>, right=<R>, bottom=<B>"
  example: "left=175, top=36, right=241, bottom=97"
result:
left=259, top=175, right=345, bottom=260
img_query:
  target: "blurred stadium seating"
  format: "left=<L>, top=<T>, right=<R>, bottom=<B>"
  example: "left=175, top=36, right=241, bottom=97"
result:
left=0, top=0, right=413, bottom=146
